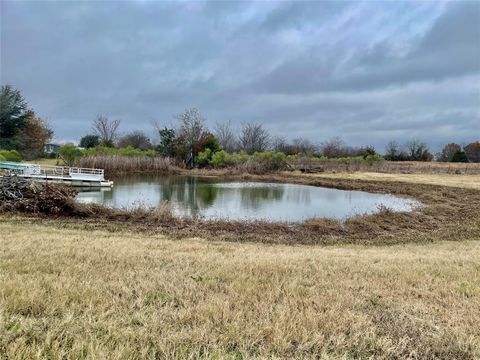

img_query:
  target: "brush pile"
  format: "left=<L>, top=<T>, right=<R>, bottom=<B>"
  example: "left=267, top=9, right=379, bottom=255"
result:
left=0, top=175, right=78, bottom=214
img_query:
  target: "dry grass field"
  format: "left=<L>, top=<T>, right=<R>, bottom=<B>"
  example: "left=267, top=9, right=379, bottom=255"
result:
left=292, top=171, right=480, bottom=190
left=288, top=159, right=480, bottom=175
left=1, top=221, right=479, bottom=359
left=27, top=158, right=65, bottom=166
left=1, top=172, right=479, bottom=359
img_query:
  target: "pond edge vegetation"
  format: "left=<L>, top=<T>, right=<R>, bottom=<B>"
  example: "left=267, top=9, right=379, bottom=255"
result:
left=2, top=171, right=479, bottom=247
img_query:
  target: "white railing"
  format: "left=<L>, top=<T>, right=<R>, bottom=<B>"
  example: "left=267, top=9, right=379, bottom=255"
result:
left=69, top=167, right=104, bottom=176
left=22, top=165, right=105, bottom=180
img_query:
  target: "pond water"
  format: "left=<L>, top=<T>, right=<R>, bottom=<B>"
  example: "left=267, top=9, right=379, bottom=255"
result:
left=75, top=175, right=417, bottom=221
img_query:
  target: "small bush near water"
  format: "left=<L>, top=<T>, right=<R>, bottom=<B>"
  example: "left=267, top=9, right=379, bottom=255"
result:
left=243, top=151, right=287, bottom=172
left=198, top=150, right=287, bottom=173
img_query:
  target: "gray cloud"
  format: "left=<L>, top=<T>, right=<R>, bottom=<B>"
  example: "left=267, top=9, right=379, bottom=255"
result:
left=1, top=0, right=479, bottom=151
left=254, top=1, right=480, bottom=94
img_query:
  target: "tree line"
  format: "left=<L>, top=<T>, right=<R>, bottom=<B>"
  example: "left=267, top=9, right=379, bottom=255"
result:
left=0, top=85, right=52, bottom=160
left=1, top=85, right=479, bottom=164
left=78, top=109, right=479, bottom=165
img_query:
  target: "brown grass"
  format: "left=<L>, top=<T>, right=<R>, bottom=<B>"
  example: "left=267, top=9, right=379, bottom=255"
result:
left=289, top=159, right=480, bottom=174
left=27, top=158, right=65, bottom=166
left=73, top=156, right=480, bottom=177
left=74, top=155, right=179, bottom=176
left=292, top=171, right=480, bottom=190
left=1, top=220, right=479, bottom=359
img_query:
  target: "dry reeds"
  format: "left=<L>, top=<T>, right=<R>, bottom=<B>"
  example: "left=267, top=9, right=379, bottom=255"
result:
left=289, top=158, right=480, bottom=174
left=74, top=154, right=480, bottom=177
left=74, top=155, right=180, bottom=176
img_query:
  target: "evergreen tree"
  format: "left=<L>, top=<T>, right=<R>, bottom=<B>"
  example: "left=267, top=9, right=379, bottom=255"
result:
left=0, top=85, right=30, bottom=149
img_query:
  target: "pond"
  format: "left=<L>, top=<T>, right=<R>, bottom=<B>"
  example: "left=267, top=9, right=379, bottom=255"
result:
left=75, top=175, right=418, bottom=222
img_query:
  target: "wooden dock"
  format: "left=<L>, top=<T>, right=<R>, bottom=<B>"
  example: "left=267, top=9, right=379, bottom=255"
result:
left=0, top=161, right=113, bottom=187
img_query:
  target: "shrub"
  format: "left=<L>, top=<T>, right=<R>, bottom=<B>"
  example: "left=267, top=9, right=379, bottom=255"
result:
left=209, top=150, right=287, bottom=172
left=196, top=148, right=212, bottom=167
left=79, top=134, right=100, bottom=149
left=196, top=133, right=221, bottom=154
left=451, top=150, right=468, bottom=163
left=0, top=150, right=22, bottom=162
left=45, top=152, right=57, bottom=159
left=210, top=150, right=228, bottom=168
left=210, top=150, right=249, bottom=168
left=244, top=151, right=287, bottom=173
left=59, top=144, right=84, bottom=166
left=364, top=154, right=384, bottom=165
left=228, top=151, right=249, bottom=165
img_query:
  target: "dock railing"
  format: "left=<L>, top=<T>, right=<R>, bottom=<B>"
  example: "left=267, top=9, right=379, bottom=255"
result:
left=27, top=165, right=105, bottom=180
left=69, top=167, right=104, bottom=176
left=0, top=162, right=105, bottom=180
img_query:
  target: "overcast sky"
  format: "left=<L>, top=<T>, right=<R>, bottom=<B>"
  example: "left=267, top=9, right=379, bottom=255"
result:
left=1, top=0, right=479, bottom=151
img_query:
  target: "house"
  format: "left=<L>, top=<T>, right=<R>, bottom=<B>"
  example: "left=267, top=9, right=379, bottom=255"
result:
left=44, top=143, right=60, bottom=153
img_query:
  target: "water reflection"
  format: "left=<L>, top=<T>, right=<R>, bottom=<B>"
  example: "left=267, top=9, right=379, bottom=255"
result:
left=75, top=174, right=417, bottom=221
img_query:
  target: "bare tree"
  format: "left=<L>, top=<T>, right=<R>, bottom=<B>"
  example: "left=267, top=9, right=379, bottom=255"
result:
left=320, top=137, right=349, bottom=158
left=118, top=130, right=152, bottom=150
left=293, top=138, right=317, bottom=157
left=238, top=122, right=270, bottom=155
left=271, top=136, right=301, bottom=155
left=151, top=119, right=162, bottom=134
left=176, top=108, right=205, bottom=166
left=272, top=136, right=288, bottom=152
left=150, top=120, right=162, bottom=145
left=92, top=116, right=121, bottom=147
left=214, top=120, right=237, bottom=152
left=384, top=141, right=403, bottom=161
left=405, top=140, right=433, bottom=161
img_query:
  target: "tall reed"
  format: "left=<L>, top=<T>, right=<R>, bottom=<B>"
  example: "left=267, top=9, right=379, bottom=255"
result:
left=74, top=155, right=179, bottom=176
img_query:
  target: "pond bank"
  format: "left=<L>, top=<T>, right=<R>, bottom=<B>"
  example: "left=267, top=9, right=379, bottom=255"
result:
left=2, top=172, right=479, bottom=246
